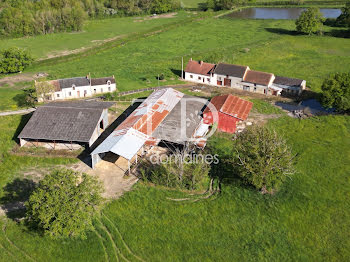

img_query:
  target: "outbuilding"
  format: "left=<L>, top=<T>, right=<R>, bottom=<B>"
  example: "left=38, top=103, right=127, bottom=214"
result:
left=18, top=101, right=115, bottom=150
left=203, top=94, right=253, bottom=134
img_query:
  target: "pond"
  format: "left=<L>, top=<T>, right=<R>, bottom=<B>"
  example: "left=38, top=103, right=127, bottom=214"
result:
left=226, top=8, right=342, bottom=20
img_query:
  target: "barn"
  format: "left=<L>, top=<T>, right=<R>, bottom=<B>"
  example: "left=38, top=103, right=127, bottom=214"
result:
left=18, top=101, right=115, bottom=150
left=203, top=94, right=253, bottom=134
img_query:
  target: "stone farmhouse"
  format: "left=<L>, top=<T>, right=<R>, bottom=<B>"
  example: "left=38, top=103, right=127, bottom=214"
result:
left=184, top=59, right=306, bottom=96
left=36, top=75, right=117, bottom=102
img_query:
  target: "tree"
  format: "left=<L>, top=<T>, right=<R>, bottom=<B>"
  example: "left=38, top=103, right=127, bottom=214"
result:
left=295, top=7, right=324, bottom=35
left=35, top=80, right=55, bottom=102
left=336, top=2, right=350, bottom=28
left=25, top=169, right=103, bottom=239
left=0, top=47, right=33, bottom=74
left=321, top=72, right=350, bottom=112
left=230, top=126, right=295, bottom=194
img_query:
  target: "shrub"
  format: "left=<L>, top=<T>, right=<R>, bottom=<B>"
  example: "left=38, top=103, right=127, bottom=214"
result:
left=321, top=72, right=350, bottom=112
left=230, top=126, right=295, bottom=194
left=25, top=169, right=103, bottom=239
left=0, top=47, right=33, bottom=74
left=295, top=7, right=324, bottom=35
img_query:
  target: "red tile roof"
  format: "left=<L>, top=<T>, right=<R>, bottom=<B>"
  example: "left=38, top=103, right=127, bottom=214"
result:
left=204, top=94, right=253, bottom=121
left=185, top=60, right=216, bottom=76
left=244, top=70, right=274, bottom=86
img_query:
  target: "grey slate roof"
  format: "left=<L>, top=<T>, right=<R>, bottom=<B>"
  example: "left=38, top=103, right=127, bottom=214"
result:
left=58, top=77, right=90, bottom=89
left=43, top=101, right=115, bottom=110
left=18, top=101, right=114, bottom=143
left=214, top=63, right=248, bottom=78
left=152, top=95, right=208, bottom=143
left=91, top=77, right=116, bottom=86
left=274, top=76, right=304, bottom=86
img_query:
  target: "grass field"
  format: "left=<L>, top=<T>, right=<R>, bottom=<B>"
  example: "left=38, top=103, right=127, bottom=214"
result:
left=0, top=11, right=197, bottom=59
left=26, top=17, right=350, bottom=93
left=0, top=113, right=349, bottom=261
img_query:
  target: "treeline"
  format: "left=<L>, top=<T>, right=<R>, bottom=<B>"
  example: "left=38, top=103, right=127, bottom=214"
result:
left=202, top=0, right=255, bottom=11
left=0, top=0, right=180, bottom=37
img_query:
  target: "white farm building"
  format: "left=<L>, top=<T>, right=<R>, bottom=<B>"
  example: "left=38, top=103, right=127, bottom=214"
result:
left=184, top=59, right=306, bottom=96
left=36, top=75, right=117, bottom=102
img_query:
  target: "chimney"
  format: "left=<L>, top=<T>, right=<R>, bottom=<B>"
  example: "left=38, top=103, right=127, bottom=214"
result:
left=190, top=58, right=192, bottom=61
left=200, top=60, right=203, bottom=66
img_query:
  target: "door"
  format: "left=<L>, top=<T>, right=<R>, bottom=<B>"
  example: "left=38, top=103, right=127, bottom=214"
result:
left=224, top=78, right=231, bottom=87
left=77, top=91, right=80, bottom=97
left=217, top=80, right=222, bottom=86
left=84, top=90, right=87, bottom=97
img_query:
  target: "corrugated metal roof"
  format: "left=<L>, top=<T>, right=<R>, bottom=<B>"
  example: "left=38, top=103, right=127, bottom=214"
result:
left=92, top=88, right=184, bottom=160
left=203, top=94, right=253, bottom=121
left=273, top=76, right=304, bottom=86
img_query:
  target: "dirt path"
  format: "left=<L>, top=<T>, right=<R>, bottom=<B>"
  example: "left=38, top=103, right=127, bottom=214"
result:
left=0, top=108, right=35, bottom=116
left=0, top=73, right=41, bottom=87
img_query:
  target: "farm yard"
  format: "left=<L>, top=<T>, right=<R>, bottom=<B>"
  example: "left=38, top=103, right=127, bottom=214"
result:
left=0, top=0, right=350, bottom=261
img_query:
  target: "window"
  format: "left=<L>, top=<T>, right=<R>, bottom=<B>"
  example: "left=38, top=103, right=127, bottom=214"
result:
left=243, top=86, right=250, bottom=91
left=94, top=89, right=97, bottom=94
left=68, top=92, right=72, bottom=96
left=253, top=87, right=257, bottom=92
left=72, top=85, right=75, bottom=91
left=218, top=77, right=221, bottom=80
left=198, top=76, right=201, bottom=80
left=207, top=78, right=210, bottom=82
left=190, top=75, right=193, bottom=79
left=56, top=93, right=60, bottom=98
left=101, top=88, right=103, bottom=93
left=107, top=80, right=111, bottom=85
left=108, top=86, right=111, bottom=91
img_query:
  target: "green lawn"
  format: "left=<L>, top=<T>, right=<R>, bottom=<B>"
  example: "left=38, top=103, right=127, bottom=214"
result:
left=26, top=17, right=350, bottom=92
left=0, top=114, right=349, bottom=261
left=0, top=11, right=197, bottom=59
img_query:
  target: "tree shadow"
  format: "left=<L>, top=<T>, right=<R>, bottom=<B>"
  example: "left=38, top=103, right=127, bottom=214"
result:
left=0, top=178, right=36, bottom=220
left=265, top=28, right=299, bottom=36
left=170, top=68, right=182, bottom=78
left=12, top=93, right=29, bottom=108
left=325, top=29, right=350, bottom=38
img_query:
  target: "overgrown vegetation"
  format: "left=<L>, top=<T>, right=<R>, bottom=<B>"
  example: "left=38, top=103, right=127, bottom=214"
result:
left=321, top=72, right=350, bottom=112
left=0, top=0, right=181, bottom=37
left=26, top=169, right=103, bottom=239
left=0, top=47, right=33, bottom=74
left=229, top=126, right=295, bottom=194
left=295, top=7, right=324, bottom=35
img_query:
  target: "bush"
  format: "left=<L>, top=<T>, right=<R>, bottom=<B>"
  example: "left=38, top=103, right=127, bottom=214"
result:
left=140, top=149, right=211, bottom=190
left=230, top=126, right=295, bottom=194
left=295, top=7, right=324, bottom=35
left=321, top=72, right=350, bottom=112
left=25, top=169, right=103, bottom=239
left=0, top=47, right=33, bottom=74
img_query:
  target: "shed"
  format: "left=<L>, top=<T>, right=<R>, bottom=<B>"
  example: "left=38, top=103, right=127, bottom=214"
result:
left=18, top=101, right=115, bottom=149
left=203, top=94, right=253, bottom=134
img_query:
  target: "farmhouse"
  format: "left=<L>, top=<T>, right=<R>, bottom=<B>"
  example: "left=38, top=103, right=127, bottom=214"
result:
left=91, top=88, right=209, bottom=169
left=203, top=94, right=253, bottom=134
left=184, top=59, right=216, bottom=85
left=18, top=101, right=115, bottom=149
left=242, top=70, right=275, bottom=95
left=36, top=75, right=117, bottom=102
left=184, top=59, right=306, bottom=96
left=213, top=63, right=249, bottom=88
left=272, top=76, right=306, bottom=95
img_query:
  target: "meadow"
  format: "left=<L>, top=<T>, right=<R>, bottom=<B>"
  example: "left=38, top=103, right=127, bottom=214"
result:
left=28, top=16, right=350, bottom=93
left=0, top=113, right=349, bottom=261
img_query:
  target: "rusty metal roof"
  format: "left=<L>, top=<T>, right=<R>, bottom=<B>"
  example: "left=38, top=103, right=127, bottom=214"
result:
left=92, top=88, right=184, bottom=160
left=204, top=94, right=253, bottom=121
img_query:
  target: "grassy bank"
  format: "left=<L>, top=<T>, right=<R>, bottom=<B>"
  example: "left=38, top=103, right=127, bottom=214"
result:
left=0, top=114, right=349, bottom=261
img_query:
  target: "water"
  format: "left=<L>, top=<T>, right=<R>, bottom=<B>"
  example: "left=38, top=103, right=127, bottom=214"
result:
left=226, top=8, right=342, bottom=20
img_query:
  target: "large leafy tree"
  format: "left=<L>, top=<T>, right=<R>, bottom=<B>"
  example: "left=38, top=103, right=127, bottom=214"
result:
left=230, top=126, right=295, bottom=194
left=336, top=2, right=350, bottom=28
left=321, top=72, right=350, bottom=112
left=26, top=169, right=103, bottom=239
left=0, top=47, right=33, bottom=74
left=295, top=7, right=324, bottom=35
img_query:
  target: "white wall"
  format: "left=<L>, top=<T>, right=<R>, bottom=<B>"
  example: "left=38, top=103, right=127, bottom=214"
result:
left=185, top=72, right=212, bottom=85
left=212, top=73, right=243, bottom=88
left=91, top=83, right=117, bottom=95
